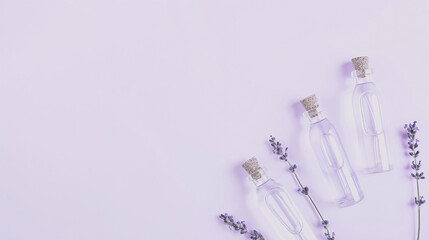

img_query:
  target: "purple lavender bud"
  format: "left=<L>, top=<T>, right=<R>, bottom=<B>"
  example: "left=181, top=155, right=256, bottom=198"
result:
left=219, top=214, right=263, bottom=240
left=322, top=220, right=329, bottom=227
left=300, top=186, right=309, bottom=195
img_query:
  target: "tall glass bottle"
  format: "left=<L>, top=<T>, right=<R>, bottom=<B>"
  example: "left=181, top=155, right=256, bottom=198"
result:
left=300, top=94, right=364, bottom=207
left=242, top=157, right=318, bottom=240
left=351, top=56, right=392, bottom=173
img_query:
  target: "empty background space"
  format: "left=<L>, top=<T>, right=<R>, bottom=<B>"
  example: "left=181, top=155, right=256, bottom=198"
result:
left=0, top=0, right=428, bottom=239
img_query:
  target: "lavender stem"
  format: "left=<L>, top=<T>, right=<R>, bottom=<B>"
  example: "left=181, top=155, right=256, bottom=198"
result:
left=269, top=135, right=334, bottom=240
left=405, top=121, right=424, bottom=240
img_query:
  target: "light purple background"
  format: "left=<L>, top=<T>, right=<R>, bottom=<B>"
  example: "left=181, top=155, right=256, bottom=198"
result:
left=0, top=0, right=428, bottom=239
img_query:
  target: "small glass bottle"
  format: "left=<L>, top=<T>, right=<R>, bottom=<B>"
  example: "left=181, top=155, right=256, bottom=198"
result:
left=242, top=157, right=318, bottom=240
left=300, top=95, right=364, bottom=207
left=351, top=56, right=392, bottom=173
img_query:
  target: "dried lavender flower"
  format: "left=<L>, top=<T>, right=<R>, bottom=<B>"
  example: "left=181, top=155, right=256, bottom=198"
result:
left=269, top=135, right=334, bottom=240
left=325, top=232, right=336, bottom=240
left=404, top=121, right=424, bottom=240
left=415, top=196, right=426, bottom=206
left=322, top=220, right=329, bottom=227
left=300, top=186, right=309, bottom=195
left=289, top=164, right=297, bottom=173
left=249, top=230, right=264, bottom=240
left=219, top=213, right=265, bottom=240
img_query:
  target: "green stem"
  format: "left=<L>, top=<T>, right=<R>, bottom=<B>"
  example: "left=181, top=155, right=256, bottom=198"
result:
left=417, top=177, right=420, bottom=240
left=285, top=159, right=331, bottom=239
left=308, top=195, right=326, bottom=223
left=413, top=150, right=421, bottom=240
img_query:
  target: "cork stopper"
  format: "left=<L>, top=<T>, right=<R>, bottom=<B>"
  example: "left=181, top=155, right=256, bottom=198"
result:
left=300, top=94, right=320, bottom=118
left=351, top=56, right=369, bottom=78
left=242, top=157, right=263, bottom=180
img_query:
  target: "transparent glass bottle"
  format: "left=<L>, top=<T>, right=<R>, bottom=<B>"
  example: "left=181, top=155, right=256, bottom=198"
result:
left=351, top=56, right=392, bottom=173
left=300, top=94, right=364, bottom=207
left=242, top=158, right=318, bottom=240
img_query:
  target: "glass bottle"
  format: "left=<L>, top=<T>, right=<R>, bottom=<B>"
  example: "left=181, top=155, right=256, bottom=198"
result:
left=351, top=56, right=392, bottom=173
left=242, top=157, right=318, bottom=240
left=300, top=94, right=364, bottom=207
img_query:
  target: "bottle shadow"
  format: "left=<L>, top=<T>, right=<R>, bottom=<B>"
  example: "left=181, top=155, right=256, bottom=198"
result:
left=341, top=62, right=354, bottom=80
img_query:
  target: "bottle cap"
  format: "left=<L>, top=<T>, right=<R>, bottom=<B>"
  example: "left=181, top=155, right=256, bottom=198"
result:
left=351, top=56, right=369, bottom=78
left=242, top=157, right=263, bottom=180
left=300, top=94, right=319, bottom=118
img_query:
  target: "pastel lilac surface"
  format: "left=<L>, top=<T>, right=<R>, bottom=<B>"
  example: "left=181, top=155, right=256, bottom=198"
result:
left=0, top=0, right=428, bottom=240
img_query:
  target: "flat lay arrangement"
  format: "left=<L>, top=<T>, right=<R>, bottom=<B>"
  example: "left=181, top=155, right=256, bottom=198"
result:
left=220, top=57, right=425, bottom=240
left=1, top=1, right=427, bottom=239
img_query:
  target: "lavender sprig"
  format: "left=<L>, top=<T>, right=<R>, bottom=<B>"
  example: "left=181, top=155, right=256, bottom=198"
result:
left=405, top=121, right=425, bottom=240
left=219, top=213, right=265, bottom=240
left=269, top=135, right=335, bottom=240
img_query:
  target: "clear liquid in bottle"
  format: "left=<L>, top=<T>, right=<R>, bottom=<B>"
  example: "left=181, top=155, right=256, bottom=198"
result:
left=301, top=95, right=364, bottom=207
left=351, top=56, right=392, bottom=173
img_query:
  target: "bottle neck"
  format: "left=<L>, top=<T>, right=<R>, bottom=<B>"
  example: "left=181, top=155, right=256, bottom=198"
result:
left=352, top=69, right=373, bottom=85
left=304, top=108, right=326, bottom=124
left=309, top=113, right=326, bottom=123
left=250, top=169, right=271, bottom=187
